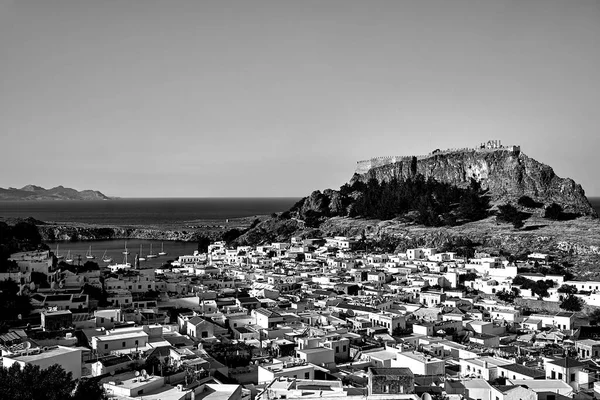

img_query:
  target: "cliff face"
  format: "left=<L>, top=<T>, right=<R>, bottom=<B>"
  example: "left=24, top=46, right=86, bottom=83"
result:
left=351, top=150, right=596, bottom=217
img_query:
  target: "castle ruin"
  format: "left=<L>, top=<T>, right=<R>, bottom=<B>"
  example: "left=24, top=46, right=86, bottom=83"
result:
left=355, top=141, right=521, bottom=175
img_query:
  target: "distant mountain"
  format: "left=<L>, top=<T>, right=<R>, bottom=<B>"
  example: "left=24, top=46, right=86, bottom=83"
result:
left=0, top=185, right=111, bottom=201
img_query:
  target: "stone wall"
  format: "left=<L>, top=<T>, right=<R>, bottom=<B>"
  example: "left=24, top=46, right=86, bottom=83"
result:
left=355, top=145, right=520, bottom=175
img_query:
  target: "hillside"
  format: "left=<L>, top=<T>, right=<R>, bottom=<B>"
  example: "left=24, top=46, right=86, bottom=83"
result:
left=0, top=185, right=110, bottom=201
left=231, top=144, right=600, bottom=274
left=352, top=146, right=596, bottom=217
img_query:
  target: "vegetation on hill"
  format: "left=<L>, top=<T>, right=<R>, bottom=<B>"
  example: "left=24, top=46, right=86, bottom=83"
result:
left=290, top=174, right=491, bottom=228
left=0, top=363, right=106, bottom=400
left=496, top=203, right=530, bottom=229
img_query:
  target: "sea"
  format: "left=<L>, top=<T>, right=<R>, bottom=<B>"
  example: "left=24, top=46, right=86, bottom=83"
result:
left=0, top=197, right=300, bottom=267
left=0, top=197, right=299, bottom=226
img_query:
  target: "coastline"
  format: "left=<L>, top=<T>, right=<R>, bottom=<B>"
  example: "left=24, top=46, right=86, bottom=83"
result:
left=1, top=215, right=270, bottom=243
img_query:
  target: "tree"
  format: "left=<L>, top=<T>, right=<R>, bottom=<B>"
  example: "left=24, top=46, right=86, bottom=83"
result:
left=0, top=363, right=77, bottom=400
left=496, top=289, right=517, bottom=303
left=588, top=308, right=600, bottom=325
left=560, top=294, right=584, bottom=312
left=197, top=236, right=211, bottom=253
left=557, top=284, right=578, bottom=295
left=545, top=203, right=564, bottom=220
left=31, top=271, right=50, bottom=288
left=72, top=378, right=107, bottom=400
left=496, top=203, right=527, bottom=229
left=458, top=272, right=478, bottom=285
left=518, top=196, right=543, bottom=209
left=0, top=279, right=32, bottom=322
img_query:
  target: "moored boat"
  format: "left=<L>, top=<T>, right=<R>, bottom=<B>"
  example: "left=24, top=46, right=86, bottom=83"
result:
left=86, top=245, right=95, bottom=259
left=146, top=243, right=158, bottom=259
left=55, top=244, right=64, bottom=259
left=138, top=244, right=146, bottom=262
left=158, top=242, right=167, bottom=256
left=102, top=250, right=112, bottom=263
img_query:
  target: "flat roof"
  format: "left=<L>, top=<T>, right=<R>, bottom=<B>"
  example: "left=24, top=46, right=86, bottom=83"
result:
left=95, top=332, right=149, bottom=341
left=297, top=347, right=333, bottom=354
left=8, top=346, right=81, bottom=362
left=507, top=379, right=572, bottom=390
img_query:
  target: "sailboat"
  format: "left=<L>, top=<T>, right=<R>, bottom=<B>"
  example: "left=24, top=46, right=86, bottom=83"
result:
left=146, top=243, right=158, bottom=259
left=158, top=242, right=167, bottom=256
left=86, top=245, right=95, bottom=259
left=55, top=244, right=64, bottom=260
left=65, top=250, right=73, bottom=263
left=138, top=244, right=146, bottom=262
left=122, top=240, right=130, bottom=255
left=102, top=250, right=112, bottom=263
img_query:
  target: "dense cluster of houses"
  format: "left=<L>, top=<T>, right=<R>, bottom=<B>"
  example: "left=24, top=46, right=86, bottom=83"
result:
left=3, top=237, right=600, bottom=400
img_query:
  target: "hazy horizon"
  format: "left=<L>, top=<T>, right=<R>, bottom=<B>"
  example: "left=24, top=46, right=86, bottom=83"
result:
left=2, top=1, right=599, bottom=197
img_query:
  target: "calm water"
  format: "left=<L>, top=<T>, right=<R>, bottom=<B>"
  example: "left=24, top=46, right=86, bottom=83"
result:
left=52, top=239, right=198, bottom=269
left=0, top=197, right=300, bottom=225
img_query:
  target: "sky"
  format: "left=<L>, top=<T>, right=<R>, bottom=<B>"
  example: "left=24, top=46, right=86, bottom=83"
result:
left=1, top=0, right=599, bottom=198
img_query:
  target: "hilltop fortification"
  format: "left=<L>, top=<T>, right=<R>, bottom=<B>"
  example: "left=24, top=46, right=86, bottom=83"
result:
left=352, top=140, right=596, bottom=216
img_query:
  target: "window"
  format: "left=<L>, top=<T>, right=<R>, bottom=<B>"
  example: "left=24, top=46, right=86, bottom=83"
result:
left=135, top=340, right=138, bottom=345
left=104, top=344, right=108, bottom=349
left=305, top=372, right=310, bottom=379
left=558, top=373, right=563, bottom=380
left=383, top=384, right=390, bottom=393
left=570, top=373, right=575, bottom=382
left=100, top=317, right=105, bottom=323
left=343, top=345, right=347, bottom=352
left=122, top=342, right=126, bottom=347
left=551, top=371, right=556, bottom=379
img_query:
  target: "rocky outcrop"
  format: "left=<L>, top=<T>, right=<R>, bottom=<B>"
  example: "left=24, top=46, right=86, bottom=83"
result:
left=351, top=149, right=596, bottom=217
left=0, top=185, right=111, bottom=201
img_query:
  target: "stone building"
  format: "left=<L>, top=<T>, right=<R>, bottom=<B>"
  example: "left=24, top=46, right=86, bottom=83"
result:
left=368, top=367, right=414, bottom=395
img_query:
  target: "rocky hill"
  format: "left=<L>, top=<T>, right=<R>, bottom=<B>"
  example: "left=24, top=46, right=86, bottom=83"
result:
left=0, top=185, right=110, bottom=201
left=352, top=148, right=596, bottom=217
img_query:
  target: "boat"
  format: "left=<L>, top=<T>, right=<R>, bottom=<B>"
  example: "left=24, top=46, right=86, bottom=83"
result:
left=122, top=240, right=130, bottom=255
left=86, top=245, right=95, bottom=259
left=158, top=242, right=167, bottom=256
left=55, top=244, right=64, bottom=259
left=102, top=250, right=112, bottom=263
left=138, top=245, right=146, bottom=262
left=65, top=250, right=73, bottom=263
left=146, top=243, right=158, bottom=259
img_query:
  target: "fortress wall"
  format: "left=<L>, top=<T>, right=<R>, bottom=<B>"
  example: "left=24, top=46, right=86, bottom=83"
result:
left=355, top=145, right=520, bottom=175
